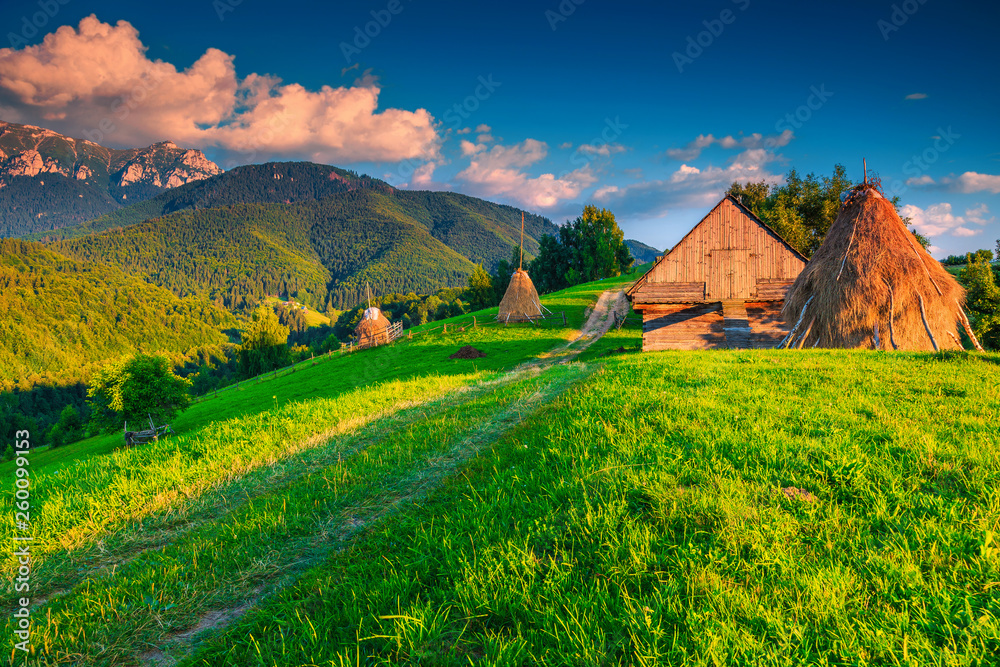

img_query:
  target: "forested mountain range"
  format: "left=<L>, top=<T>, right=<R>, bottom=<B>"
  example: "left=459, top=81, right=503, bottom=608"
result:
left=0, top=121, right=222, bottom=236
left=51, top=187, right=559, bottom=310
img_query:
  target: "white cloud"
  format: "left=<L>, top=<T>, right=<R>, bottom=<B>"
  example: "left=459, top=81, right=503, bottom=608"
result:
left=594, top=148, right=785, bottom=219
left=901, top=202, right=989, bottom=238
left=577, top=142, right=626, bottom=157
left=905, top=175, right=935, bottom=187
left=965, top=203, right=995, bottom=225
left=666, top=130, right=793, bottom=161
left=0, top=16, right=441, bottom=165
left=455, top=138, right=596, bottom=209
left=950, top=172, right=1000, bottom=194
left=906, top=171, right=1000, bottom=194
left=905, top=93, right=928, bottom=100
left=474, top=124, right=491, bottom=133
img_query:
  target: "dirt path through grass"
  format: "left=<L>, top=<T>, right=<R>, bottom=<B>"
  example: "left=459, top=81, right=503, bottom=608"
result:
left=13, top=291, right=624, bottom=666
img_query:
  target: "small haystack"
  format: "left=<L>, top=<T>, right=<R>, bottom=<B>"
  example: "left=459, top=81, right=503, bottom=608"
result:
left=781, top=177, right=982, bottom=351
left=355, top=305, right=391, bottom=347
left=498, top=268, right=545, bottom=323
left=497, top=212, right=549, bottom=324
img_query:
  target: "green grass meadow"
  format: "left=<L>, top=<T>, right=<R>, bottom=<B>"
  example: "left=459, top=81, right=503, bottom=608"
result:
left=3, top=263, right=999, bottom=665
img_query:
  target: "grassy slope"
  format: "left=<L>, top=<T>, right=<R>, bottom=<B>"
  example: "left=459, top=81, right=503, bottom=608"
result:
left=5, top=264, right=998, bottom=665
left=183, top=350, right=1000, bottom=667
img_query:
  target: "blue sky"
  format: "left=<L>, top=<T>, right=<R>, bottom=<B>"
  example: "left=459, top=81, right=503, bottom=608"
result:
left=1, top=0, right=997, bottom=257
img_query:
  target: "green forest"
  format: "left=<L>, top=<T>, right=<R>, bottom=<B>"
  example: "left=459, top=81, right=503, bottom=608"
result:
left=48, top=188, right=558, bottom=311
left=0, top=238, right=234, bottom=448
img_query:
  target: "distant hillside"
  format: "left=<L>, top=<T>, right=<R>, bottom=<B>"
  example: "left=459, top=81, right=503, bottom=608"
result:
left=27, top=162, right=391, bottom=241
left=52, top=189, right=558, bottom=310
left=0, top=238, right=232, bottom=389
left=624, top=239, right=661, bottom=263
left=0, top=121, right=222, bottom=237
left=29, top=162, right=559, bottom=255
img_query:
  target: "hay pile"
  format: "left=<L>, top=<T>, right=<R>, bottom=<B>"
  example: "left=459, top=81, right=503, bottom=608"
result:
left=498, top=269, right=544, bottom=323
left=355, top=306, right=391, bottom=347
left=781, top=183, right=980, bottom=351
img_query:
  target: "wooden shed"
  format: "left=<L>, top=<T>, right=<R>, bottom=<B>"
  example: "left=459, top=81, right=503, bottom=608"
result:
left=626, top=195, right=807, bottom=350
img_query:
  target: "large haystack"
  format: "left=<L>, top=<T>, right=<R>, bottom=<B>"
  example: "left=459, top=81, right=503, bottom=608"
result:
left=498, top=269, right=544, bottom=323
left=355, top=306, right=391, bottom=347
left=781, top=183, right=980, bottom=351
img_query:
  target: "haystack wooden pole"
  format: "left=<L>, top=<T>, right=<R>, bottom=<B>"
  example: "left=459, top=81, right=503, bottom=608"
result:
left=956, top=303, right=985, bottom=351
left=780, top=296, right=814, bottom=348
left=917, top=293, right=939, bottom=351
left=796, top=319, right=815, bottom=349
left=881, top=278, right=899, bottom=350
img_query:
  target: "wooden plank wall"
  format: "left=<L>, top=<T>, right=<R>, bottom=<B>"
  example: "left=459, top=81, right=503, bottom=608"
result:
left=649, top=198, right=805, bottom=292
left=642, top=303, right=725, bottom=350
left=642, top=301, right=792, bottom=350
left=745, top=302, right=792, bottom=348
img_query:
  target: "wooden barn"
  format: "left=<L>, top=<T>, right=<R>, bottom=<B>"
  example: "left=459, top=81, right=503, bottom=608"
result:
left=626, top=195, right=807, bottom=350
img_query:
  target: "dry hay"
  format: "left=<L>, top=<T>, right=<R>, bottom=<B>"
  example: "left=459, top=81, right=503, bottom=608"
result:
left=781, top=183, right=975, bottom=351
left=449, top=345, right=487, bottom=359
left=498, top=268, right=544, bottom=323
left=355, top=306, right=391, bottom=347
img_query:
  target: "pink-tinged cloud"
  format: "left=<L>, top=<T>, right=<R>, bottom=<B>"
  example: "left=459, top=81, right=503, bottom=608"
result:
left=900, top=202, right=985, bottom=238
left=455, top=138, right=596, bottom=209
left=0, top=16, right=441, bottom=165
left=666, top=130, right=793, bottom=161
left=905, top=93, right=928, bottom=100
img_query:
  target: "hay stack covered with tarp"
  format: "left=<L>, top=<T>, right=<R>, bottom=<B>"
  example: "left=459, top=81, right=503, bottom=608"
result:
left=498, top=268, right=544, bottom=323
left=355, top=306, right=392, bottom=348
left=781, top=182, right=981, bottom=351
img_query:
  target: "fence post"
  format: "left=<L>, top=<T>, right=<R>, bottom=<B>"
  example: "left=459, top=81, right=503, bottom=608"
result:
left=562, top=311, right=567, bottom=325
left=443, top=323, right=447, bottom=334
left=473, top=316, right=477, bottom=328
left=408, top=330, right=412, bottom=339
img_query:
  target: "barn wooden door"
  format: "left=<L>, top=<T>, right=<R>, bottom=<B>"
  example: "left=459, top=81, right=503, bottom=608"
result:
left=708, top=250, right=750, bottom=299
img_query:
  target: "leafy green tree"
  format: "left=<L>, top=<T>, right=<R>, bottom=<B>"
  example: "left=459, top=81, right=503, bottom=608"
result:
left=466, top=264, right=494, bottom=309
left=46, top=404, right=84, bottom=448
left=727, top=180, right=772, bottom=217
left=728, top=165, right=853, bottom=256
left=959, top=252, right=1000, bottom=349
left=577, top=206, right=633, bottom=283
left=529, top=205, right=632, bottom=294
left=910, top=228, right=931, bottom=250
left=238, top=306, right=290, bottom=377
left=88, top=355, right=192, bottom=432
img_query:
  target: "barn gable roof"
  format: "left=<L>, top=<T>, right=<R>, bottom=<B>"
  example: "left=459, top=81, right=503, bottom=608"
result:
left=626, top=195, right=807, bottom=299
